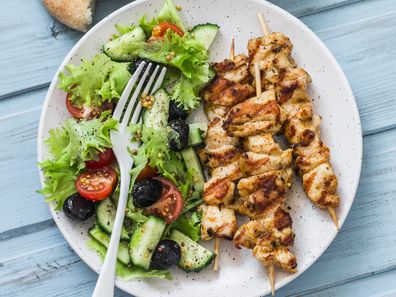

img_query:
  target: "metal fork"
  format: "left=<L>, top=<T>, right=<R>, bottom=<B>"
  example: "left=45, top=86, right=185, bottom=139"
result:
left=92, top=62, right=167, bottom=297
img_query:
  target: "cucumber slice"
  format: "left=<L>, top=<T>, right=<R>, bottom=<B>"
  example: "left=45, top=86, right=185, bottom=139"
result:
left=129, top=216, right=166, bottom=269
left=88, top=225, right=131, bottom=265
left=96, top=198, right=130, bottom=241
left=143, top=88, right=170, bottom=129
left=169, top=229, right=215, bottom=272
left=188, top=127, right=203, bottom=147
left=189, top=122, right=207, bottom=135
left=103, top=26, right=146, bottom=62
left=190, top=23, right=220, bottom=50
left=181, top=147, right=205, bottom=193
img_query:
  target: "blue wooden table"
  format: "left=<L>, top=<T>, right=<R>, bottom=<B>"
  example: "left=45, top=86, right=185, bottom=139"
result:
left=1, top=0, right=395, bottom=296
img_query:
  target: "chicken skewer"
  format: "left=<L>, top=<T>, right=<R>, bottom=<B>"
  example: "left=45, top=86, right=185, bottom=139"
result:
left=199, top=40, right=255, bottom=270
left=212, top=39, right=237, bottom=271
left=223, top=64, right=296, bottom=295
left=213, top=39, right=236, bottom=271
left=251, top=12, right=340, bottom=229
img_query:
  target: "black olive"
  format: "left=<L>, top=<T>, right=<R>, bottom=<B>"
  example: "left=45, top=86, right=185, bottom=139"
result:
left=132, top=178, right=163, bottom=208
left=168, top=118, right=189, bottom=152
left=63, top=193, right=95, bottom=221
left=168, top=101, right=189, bottom=121
left=150, top=240, right=181, bottom=270
left=128, top=58, right=160, bottom=76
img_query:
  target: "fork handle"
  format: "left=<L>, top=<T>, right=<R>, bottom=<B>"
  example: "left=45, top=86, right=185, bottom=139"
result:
left=92, top=167, right=131, bottom=297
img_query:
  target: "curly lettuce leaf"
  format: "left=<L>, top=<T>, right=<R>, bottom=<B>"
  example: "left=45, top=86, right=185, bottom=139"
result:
left=38, top=114, right=118, bottom=209
left=58, top=54, right=131, bottom=108
left=87, top=238, right=171, bottom=280
left=139, top=15, right=158, bottom=36
left=38, top=160, right=78, bottom=209
left=172, top=211, right=201, bottom=241
left=129, top=125, right=187, bottom=186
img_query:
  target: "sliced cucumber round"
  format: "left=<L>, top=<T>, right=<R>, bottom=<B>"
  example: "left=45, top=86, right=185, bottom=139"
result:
left=96, top=198, right=130, bottom=241
left=169, top=229, right=215, bottom=272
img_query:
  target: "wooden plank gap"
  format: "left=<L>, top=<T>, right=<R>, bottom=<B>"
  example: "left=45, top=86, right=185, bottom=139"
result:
left=0, top=219, right=54, bottom=242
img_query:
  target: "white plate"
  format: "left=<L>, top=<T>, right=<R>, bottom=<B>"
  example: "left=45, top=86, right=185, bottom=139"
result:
left=37, top=0, right=362, bottom=296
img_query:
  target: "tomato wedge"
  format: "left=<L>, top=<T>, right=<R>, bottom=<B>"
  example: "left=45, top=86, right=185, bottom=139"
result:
left=65, top=93, right=114, bottom=119
left=76, top=166, right=117, bottom=201
left=152, top=22, right=184, bottom=38
left=66, top=93, right=86, bottom=119
left=148, top=177, right=183, bottom=223
left=85, top=149, right=115, bottom=169
left=136, top=165, right=158, bottom=182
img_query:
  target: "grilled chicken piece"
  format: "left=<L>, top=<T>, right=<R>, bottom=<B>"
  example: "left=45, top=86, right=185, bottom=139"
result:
left=204, top=161, right=244, bottom=206
left=233, top=205, right=294, bottom=249
left=201, top=76, right=255, bottom=107
left=254, top=245, right=297, bottom=273
left=204, top=103, right=230, bottom=121
left=243, top=134, right=284, bottom=155
left=248, top=32, right=295, bottom=88
left=232, top=169, right=292, bottom=219
left=200, top=116, right=241, bottom=168
left=201, top=205, right=238, bottom=241
left=243, top=149, right=292, bottom=176
left=303, top=162, right=339, bottom=208
left=223, top=90, right=284, bottom=137
left=202, top=54, right=254, bottom=107
left=212, top=54, right=252, bottom=83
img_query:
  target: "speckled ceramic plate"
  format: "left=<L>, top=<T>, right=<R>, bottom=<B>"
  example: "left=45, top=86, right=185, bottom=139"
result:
left=37, top=0, right=362, bottom=296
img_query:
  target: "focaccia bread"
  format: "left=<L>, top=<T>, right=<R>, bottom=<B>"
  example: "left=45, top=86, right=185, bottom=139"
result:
left=43, top=0, right=96, bottom=32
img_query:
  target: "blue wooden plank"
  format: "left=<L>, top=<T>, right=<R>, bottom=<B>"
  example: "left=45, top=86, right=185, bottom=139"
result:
left=300, top=0, right=396, bottom=135
left=302, top=268, right=396, bottom=297
left=0, top=89, right=50, bottom=233
left=1, top=126, right=395, bottom=296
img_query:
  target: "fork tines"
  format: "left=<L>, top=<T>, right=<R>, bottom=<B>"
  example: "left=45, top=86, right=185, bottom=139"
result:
left=113, top=62, right=167, bottom=130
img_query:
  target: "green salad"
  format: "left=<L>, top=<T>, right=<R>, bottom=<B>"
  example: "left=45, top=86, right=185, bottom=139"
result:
left=38, top=0, right=219, bottom=279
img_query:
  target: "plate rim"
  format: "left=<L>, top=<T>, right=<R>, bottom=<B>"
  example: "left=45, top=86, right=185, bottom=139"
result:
left=37, top=0, right=363, bottom=295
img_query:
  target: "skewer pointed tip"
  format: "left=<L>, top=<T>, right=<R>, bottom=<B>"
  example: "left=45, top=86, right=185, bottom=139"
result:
left=213, top=238, right=220, bottom=271
left=230, top=38, right=235, bottom=61
left=328, top=207, right=339, bottom=230
left=268, top=264, right=275, bottom=296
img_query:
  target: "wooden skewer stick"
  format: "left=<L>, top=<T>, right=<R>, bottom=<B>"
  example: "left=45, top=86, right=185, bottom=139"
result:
left=254, top=62, right=262, bottom=96
left=256, top=11, right=339, bottom=230
left=213, top=237, right=220, bottom=271
left=268, top=264, right=275, bottom=296
left=254, top=60, right=275, bottom=295
left=257, top=12, right=269, bottom=35
left=213, top=37, right=237, bottom=271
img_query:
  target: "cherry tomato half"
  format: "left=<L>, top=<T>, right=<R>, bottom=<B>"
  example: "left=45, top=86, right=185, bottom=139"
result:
left=85, top=149, right=115, bottom=169
left=76, top=166, right=117, bottom=201
left=136, top=165, right=158, bottom=182
left=66, top=93, right=85, bottom=119
left=148, top=177, right=183, bottom=223
left=152, top=22, right=184, bottom=38
left=66, top=93, right=114, bottom=119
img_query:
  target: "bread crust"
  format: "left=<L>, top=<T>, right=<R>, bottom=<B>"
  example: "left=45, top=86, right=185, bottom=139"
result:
left=43, top=0, right=96, bottom=32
